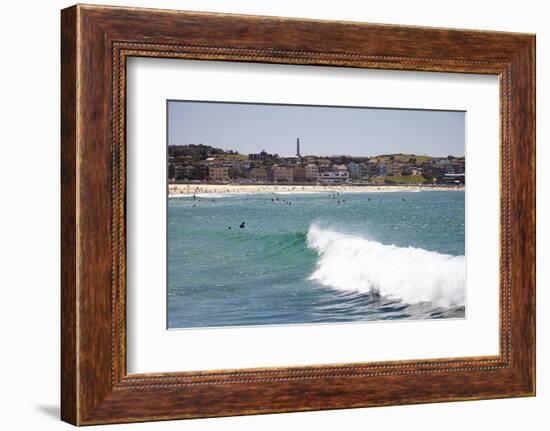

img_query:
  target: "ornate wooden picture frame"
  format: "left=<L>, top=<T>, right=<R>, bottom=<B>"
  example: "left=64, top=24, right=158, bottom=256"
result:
left=61, top=4, right=535, bottom=425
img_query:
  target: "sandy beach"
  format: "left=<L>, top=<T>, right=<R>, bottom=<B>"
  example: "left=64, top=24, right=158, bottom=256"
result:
left=168, top=183, right=463, bottom=196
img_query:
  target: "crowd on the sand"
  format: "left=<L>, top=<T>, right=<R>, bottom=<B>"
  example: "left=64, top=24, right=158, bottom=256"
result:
left=168, top=183, right=462, bottom=196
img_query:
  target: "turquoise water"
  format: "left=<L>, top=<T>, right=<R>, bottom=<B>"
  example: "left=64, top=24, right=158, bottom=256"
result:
left=167, top=191, right=465, bottom=329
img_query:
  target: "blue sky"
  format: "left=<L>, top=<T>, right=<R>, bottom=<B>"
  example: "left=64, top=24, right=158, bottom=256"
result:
left=168, top=100, right=465, bottom=157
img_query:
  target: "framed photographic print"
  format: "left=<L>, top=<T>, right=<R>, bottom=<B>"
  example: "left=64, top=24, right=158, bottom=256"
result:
left=61, top=4, right=535, bottom=425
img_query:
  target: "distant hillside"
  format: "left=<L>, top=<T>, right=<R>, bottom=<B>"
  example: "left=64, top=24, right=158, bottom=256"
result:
left=368, top=153, right=433, bottom=163
left=168, top=144, right=238, bottom=158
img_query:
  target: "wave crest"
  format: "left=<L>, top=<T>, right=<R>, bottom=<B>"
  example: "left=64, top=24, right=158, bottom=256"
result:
left=306, top=224, right=465, bottom=308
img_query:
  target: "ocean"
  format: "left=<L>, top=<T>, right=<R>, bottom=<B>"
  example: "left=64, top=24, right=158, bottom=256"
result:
left=167, top=190, right=465, bottom=329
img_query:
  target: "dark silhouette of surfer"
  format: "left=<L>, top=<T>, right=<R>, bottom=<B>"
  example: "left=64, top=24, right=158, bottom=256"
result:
left=239, top=222, right=245, bottom=229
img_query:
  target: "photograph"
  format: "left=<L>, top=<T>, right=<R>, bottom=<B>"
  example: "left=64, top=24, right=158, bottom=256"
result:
left=167, top=101, right=466, bottom=329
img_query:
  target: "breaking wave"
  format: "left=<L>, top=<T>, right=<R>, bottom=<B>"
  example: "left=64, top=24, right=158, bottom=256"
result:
left=306, top=224, right=465, bottom=308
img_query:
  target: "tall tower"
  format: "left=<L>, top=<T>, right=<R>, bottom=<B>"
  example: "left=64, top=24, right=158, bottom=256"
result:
left=296, top=138, right=301, bottom=158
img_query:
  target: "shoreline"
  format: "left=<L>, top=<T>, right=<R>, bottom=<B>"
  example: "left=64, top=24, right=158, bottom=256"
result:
left=168, top=183, right=464, bottom=197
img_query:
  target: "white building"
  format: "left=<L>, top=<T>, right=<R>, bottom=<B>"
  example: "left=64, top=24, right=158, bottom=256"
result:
left=318, top=171, right=350, bottom=184
left=333, top=164, right=348, bottom=173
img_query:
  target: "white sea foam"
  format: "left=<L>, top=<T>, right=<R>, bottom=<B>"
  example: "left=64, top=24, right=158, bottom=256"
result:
left=169, top=193, right=240, bottom=199
left=306, top=224, right=465, bottom=308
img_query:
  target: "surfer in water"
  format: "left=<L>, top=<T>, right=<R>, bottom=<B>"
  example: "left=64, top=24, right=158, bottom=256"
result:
left=239, top=222, right=245, bottom=229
